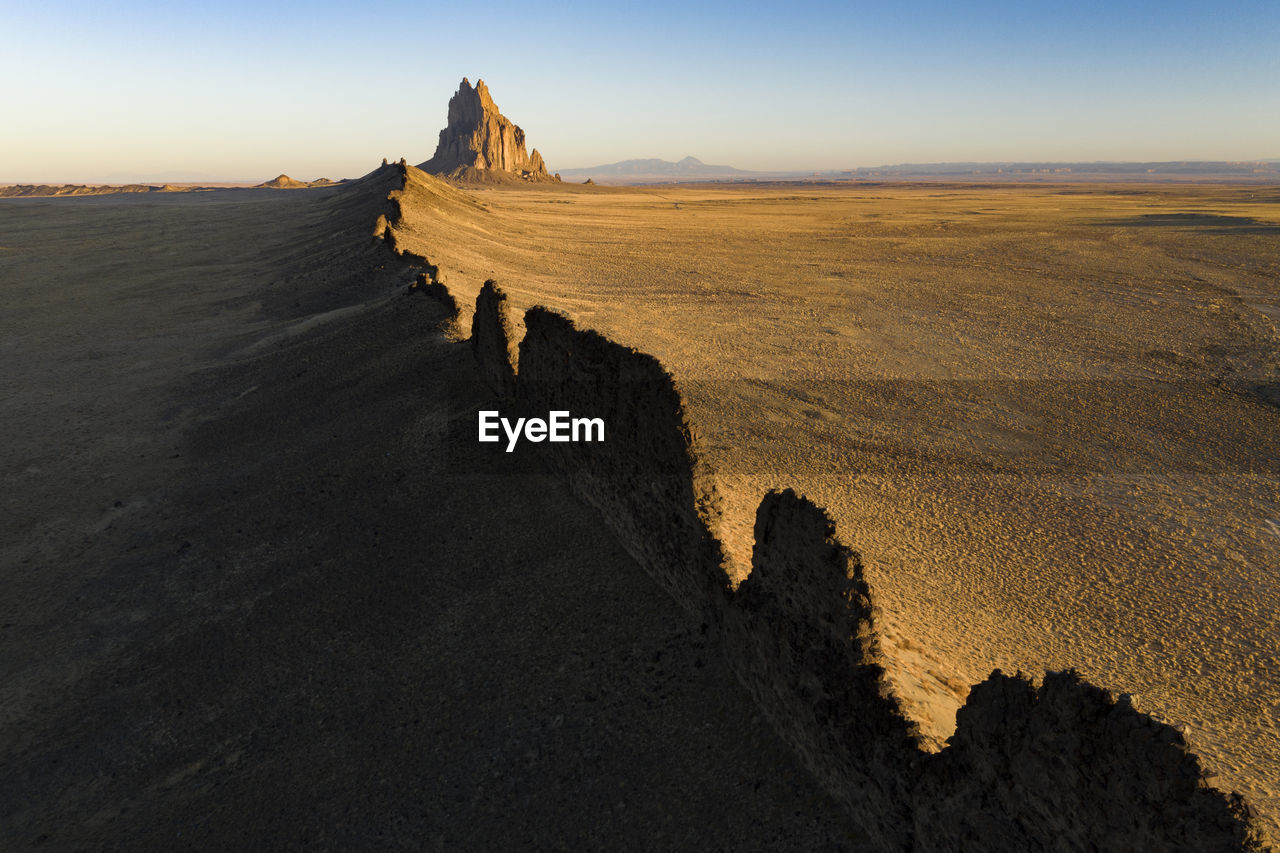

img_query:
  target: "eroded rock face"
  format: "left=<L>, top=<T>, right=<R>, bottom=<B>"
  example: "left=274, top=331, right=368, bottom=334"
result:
left=471, top=280, right=517, bottom=395
left=726, top=490, right=920, bottom=850
left=460, top=295, right=1270, bottom=849
left=420, top=78, right=557, bottom=182
left=516, top=306, right=725, bottom=611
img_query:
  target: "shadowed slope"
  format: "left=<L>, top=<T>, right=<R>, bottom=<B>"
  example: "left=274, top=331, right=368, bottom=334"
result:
left=469, top=290, right=1269, bottom=849
left=0, top=173, right=862, bottom=849
left=383, top=180, right=1280, bottom=833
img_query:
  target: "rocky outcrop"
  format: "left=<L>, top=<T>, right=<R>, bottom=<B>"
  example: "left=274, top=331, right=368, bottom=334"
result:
left=724, top=490, right=921, bottom=848
left=517, top=307, right=725, bottom=613
left=913, top=669, right=1265, bottom=851
left=419, top=78, right=558, bottom=183
left=409, top=271, right=457, bottom=320
left=256, top=175, right=336, bottom=189
left=370, top=160, right=471, bottom=272
left=471, top=280, right=517, bottom=395
left=729, top=493, right=1266, bottom=851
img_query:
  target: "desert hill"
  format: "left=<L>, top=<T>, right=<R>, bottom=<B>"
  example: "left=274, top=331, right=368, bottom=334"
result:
left=256, top=174, right=337, bottom=189
left=379, top=159, right=488, bottom=224
left=259, top=174, right=307, bottom=189
left=419, top=78, right=558, bottom=184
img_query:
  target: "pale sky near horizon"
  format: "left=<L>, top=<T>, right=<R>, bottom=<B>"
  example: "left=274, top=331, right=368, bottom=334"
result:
left=1, top=0, right=1277, bottom=182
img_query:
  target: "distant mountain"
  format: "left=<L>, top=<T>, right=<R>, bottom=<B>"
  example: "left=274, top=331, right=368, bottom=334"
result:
left=835, top=161, right=1280, bottom=180
left=558, top=156, right=755, bottom=181
left=256, top=174, right=337, bottom=189
left=554, top=158, right=1280, bottom=186
left=0, top=183, right=168, bottom=198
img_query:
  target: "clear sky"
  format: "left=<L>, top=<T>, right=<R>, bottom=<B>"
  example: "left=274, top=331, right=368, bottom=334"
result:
left=2, top=0, right=1277, bottom=182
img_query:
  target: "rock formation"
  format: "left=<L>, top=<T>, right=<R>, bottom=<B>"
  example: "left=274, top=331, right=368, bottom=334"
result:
left=257, top=174, right=304, bottom=188
left=257, top=175, right=334, bottom=189
left=419, top=78, right=557, bottom=182
left=471, top=280, right=517, bottom=395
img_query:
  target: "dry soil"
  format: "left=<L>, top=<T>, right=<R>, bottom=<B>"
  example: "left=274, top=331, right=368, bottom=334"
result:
left=388, top=176, right=1280, bottom=834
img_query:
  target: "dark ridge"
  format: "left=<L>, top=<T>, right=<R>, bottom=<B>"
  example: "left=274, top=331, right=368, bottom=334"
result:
left=462, top=285, right=1270, bottom=851
left=470, top=280, right=517, bottom=395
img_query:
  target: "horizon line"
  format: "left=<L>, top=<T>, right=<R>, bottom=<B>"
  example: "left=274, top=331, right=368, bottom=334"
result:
left=5, top=156, right=1279, bottom=187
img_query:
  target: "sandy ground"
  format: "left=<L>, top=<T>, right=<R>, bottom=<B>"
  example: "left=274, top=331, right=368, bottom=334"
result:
left=388, top=178, right=1280, bottom=834
left=0, top=188, right=863, bottom=848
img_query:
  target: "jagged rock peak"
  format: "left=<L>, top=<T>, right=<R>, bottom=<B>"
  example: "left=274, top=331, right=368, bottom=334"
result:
left=419, top=78, right=559, bottom=182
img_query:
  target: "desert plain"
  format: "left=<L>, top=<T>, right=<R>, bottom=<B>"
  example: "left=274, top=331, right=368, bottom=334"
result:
left=2, top=173, right=1278, bottom=845
left=387, top=173, right=1280, bottom=832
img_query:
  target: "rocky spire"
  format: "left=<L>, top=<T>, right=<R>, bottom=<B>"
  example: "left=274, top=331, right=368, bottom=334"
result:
left=419, top=78, right=557, bottom=181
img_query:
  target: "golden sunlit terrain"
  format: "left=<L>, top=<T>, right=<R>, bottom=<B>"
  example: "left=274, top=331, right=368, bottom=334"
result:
left=390, top=176, right=1280, bottom=830
left=6, top=0, right=1279, bottom=838
left=3, top=174, right=1277, bottom=845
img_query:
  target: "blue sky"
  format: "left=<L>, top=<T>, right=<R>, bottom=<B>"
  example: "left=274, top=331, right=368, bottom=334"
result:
left=1, top=0, right=1276, bottom=181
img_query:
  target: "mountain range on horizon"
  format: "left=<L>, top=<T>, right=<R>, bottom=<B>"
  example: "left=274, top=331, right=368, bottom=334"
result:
left=556, top=156, right=753, bottom=179
left=6, top=157, right=1278, bottom=190
left=554, top=156, right=1280, bottom=184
